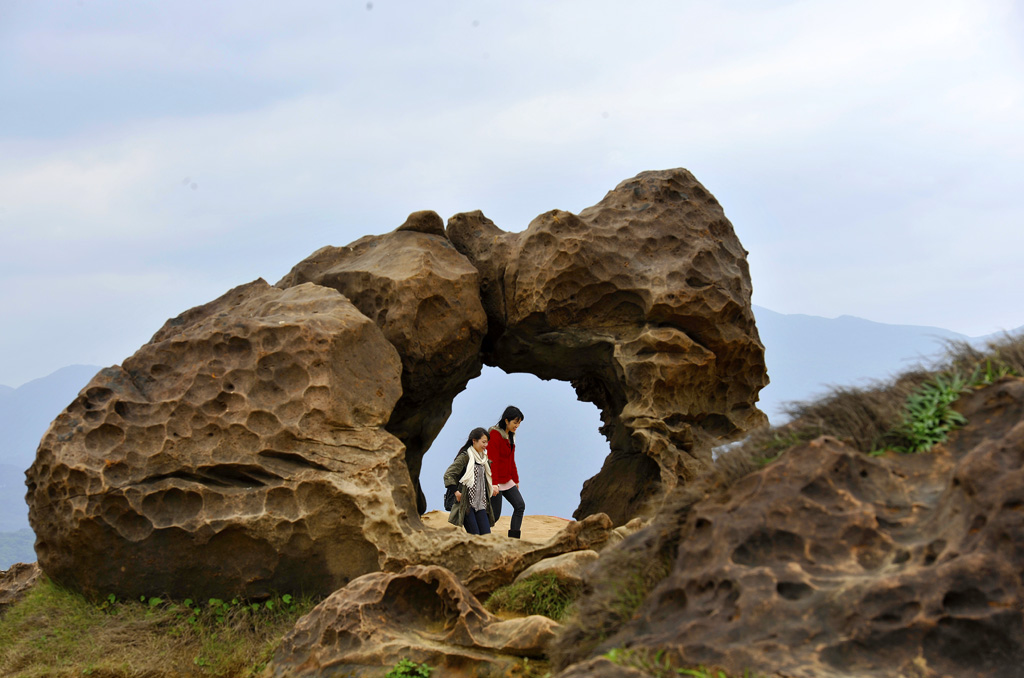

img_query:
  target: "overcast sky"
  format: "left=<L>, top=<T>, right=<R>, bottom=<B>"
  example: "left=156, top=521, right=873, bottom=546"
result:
left=1, top=0, right=1022, bottom=388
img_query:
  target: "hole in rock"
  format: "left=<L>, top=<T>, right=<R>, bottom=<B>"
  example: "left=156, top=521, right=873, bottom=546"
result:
left=419, top=366, right=607, bottom=520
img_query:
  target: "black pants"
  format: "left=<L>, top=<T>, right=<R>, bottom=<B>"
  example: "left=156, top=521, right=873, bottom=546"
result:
left=491, top=485, right=525, bottom=533
left=463, top=507, right=491, bottom=535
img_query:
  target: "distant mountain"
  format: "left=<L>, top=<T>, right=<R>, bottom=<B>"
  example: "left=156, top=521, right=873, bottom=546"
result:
left=0, top=528, right=34, bottom=570
left=752, top=306, right=972, bottom=423
left=0, top=364, right=101, bottom=531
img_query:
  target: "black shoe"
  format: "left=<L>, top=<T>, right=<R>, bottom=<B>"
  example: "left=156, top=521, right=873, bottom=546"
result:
left=508, top=530, right=521, bottom=539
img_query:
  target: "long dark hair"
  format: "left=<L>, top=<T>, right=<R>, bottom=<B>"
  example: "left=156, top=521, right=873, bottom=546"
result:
left=459, top=427, right=489, bottom=454
left=495, top=405, right=524, bottom=446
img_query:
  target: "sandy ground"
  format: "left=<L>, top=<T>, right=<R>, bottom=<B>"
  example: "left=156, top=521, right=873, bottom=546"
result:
left=420, top=510, right=571, bottom=543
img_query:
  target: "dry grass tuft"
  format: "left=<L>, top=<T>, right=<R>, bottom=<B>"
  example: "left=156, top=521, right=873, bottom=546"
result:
left=727, top=330, right=1024, bottom=462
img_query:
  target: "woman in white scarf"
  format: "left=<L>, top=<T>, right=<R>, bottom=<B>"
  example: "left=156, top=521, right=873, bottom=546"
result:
left=444, top=427, right=499, bottom=534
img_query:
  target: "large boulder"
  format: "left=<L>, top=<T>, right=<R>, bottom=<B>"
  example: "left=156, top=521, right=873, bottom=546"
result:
left=24, top=170, right=767, bottom=599
left=449, top=169, right=767, bottom=524
left=277, top=211, right=488, bottom=513
left=553, top=377, right=1024, bottom=678
left=26, top=280, right=414, bottom=600
left=269, top=565, right=559, bottom=677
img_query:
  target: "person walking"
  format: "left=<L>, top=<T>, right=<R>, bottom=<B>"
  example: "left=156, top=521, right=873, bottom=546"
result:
left=488, top=405, right=526, bottom=539
left=445, top=427, right=498, bottom=535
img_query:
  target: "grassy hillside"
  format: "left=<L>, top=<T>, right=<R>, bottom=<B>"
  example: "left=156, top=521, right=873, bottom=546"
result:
left=0, top=580, right=317, bottom=677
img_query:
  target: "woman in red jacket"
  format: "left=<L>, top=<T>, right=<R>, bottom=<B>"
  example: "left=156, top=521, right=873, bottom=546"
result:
left=488, top=405, right=526, bottom=539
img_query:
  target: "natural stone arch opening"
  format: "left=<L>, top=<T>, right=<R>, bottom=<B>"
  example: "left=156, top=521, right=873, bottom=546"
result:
left=271, top=169, right=769, bottom=528
left=378, top=170, right=769, bottom=527
left=419, top=366, right=608, bottom=521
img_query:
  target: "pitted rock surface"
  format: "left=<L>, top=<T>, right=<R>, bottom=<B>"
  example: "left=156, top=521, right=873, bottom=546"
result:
left=556, top=378, right=1024, bottom=678
left=385, top=512, right=615, bottom=598
left=449, top=169, right=768, bottom=524
left=26, top=280, right=414, bottom=600
left=514, top=550, right=598, bottom=588
left=277, top=211, right=487, bottom=513
left=25, top=169, right=767, bottom=598
left=0, top=562, right=42, bottom=616
left=269, top=565, right=559, bottom=677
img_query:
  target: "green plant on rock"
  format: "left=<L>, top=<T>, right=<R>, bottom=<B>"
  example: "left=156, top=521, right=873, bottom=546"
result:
left=385, top=657, right=434, bottom=678
left=969, top=357, right=1018, bottom=387
left=485, top=573, right=582, bottom=621
left=891, top=373, right=968, bottom=453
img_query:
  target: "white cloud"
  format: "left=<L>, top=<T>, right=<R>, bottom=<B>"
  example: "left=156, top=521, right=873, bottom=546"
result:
left=1, top=0, right=1022, bottom=386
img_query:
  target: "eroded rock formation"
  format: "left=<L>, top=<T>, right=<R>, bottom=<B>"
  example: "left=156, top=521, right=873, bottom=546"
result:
left=554, top=378, right=1024, bottom=678
left=27, top=281, right=414, bottom=599
left=0, top=562, right=41, bottom=617
left=269, top=565, right=558, bottom=678
left=449, top=169, right=768, bottom=523
left=276, top=211, right=488, bottom=513
left=26, top=169, right=767, bottom=599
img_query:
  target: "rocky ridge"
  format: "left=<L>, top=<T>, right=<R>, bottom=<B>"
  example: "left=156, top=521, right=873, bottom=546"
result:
left=551, top=376, right=1024, bottom=678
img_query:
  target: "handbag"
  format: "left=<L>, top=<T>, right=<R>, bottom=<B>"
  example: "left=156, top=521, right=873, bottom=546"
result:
left=443, top=485, right=458, bottom=511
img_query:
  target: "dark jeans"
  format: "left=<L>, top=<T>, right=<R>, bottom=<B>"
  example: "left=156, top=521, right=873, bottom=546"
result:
left=491, top=485, right=525, bottom=533
left=463, top=508, right=491, bottom=535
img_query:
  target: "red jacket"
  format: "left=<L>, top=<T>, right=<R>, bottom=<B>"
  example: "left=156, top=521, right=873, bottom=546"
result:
left=487, top=426, right=519, bottom=485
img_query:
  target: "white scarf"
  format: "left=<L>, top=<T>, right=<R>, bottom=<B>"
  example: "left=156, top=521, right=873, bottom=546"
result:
left=460, top=444, right=493, bottom=497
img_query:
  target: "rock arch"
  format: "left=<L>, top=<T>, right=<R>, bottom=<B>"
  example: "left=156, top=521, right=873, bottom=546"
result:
left=26, top=168, right=767, bottom=599
left=277, top=168, right=769, bottom=525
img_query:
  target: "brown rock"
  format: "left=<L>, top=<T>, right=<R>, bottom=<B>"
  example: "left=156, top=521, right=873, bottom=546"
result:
left=555, top=378, right=1024, bottom=678
left=277, top=213, right=488, bottom=512
left=514, top=550, right=599, bottom=587
left=0, top=562, right=42, bottom=616
left=268, top=565, right=559, bottom=677
left=24, top=170, right=767, bottom=602
left=556, top=657, right=651, bottom=677
left=26, top=280, right=414, bottom=600
left=449, top=169, right=768, bottom=525
left=386, top=513, right=616, bottom=598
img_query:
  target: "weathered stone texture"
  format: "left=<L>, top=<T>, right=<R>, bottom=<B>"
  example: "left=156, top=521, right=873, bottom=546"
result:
left=277, top=211, right=488, bottom=512
left=450, top=169, right=768, bottom=524
left=554, top=378, right=1024, bottom=678
left=24, top=169, right=767, bottom=600
left=0, top=562, right=42, bottom=616
left=269, top=565, right=559, bottom=677
left=26, top=280, right=414, bottom=599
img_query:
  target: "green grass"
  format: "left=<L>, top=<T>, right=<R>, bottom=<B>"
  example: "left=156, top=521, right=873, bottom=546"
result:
left=887, top=373, right=969, bottom=453
left=485, top=573, right=583, bottom=621
left=603, top=647, right=766, bottom=677
left=0, top=577, right=317, bottom=677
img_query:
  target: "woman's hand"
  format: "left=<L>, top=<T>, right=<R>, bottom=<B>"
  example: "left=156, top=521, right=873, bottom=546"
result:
left=491, top=486, right=499, bottom=497
left=455, top=490, right=462, bottom=502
